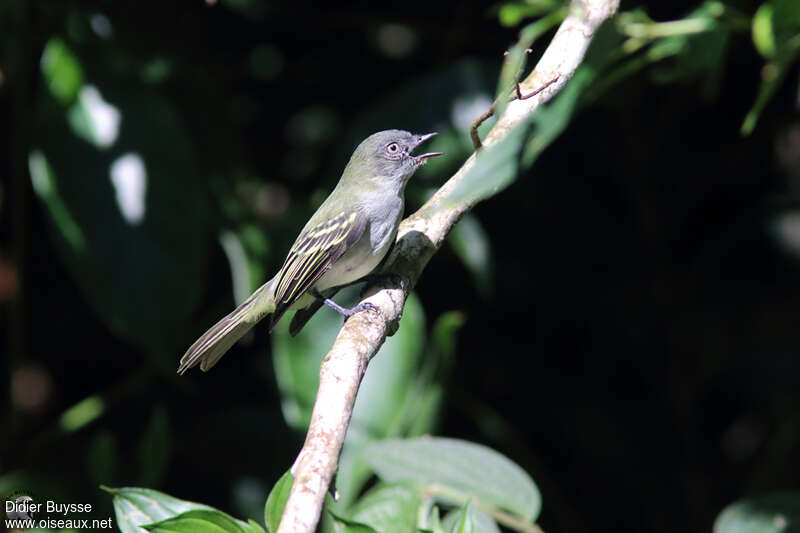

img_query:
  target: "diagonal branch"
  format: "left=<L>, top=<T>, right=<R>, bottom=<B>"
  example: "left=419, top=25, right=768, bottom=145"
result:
left=276, top=1, right=620, bottom=531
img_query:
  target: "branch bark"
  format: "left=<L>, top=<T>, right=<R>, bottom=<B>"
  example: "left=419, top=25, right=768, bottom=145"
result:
left=276, top=1, right=619, bottom=531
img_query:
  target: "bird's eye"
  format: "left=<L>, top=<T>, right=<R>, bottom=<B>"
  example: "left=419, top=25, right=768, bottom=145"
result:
left=386, top=143, right=399, bottom=154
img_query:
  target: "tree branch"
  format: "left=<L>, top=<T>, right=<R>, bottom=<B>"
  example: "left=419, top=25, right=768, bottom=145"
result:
left=276, top=1, right=620, bottom=531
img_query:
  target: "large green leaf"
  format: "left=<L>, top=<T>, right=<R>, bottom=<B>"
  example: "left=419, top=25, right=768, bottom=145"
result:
left=347, top=482, right=421, bottom=533
left=32, top=45, right=209, bottom=354
left=714, top=492, right=800, bottom=533
left=362, top=437, right=541, bottom=522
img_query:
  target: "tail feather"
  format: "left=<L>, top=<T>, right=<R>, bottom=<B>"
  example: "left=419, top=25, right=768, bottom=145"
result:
left=178, top=280, right=276, bottom=374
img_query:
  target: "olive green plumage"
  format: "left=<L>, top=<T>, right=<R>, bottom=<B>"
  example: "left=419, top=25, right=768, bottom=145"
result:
left=178, top=130, right=441, bottom=374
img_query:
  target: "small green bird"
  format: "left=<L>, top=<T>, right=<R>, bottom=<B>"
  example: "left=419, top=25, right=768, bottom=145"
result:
left=178, top=130, right=442, bottom=374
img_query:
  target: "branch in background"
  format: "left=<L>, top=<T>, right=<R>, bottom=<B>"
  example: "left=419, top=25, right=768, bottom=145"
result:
left=276, top=1, right=620, bottom=531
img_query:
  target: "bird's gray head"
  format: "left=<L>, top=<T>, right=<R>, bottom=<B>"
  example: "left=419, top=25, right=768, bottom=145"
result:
left=343, top=129, right=442, bottom=189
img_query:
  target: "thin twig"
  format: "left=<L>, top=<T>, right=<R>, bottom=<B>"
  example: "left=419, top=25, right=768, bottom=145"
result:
left=276, top=1, right=620, bottom=531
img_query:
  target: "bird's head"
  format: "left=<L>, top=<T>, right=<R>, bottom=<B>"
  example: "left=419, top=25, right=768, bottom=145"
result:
left=344, top=129, right=442, bottom=189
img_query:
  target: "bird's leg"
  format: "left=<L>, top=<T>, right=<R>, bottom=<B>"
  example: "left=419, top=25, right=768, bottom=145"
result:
left=311, top=289, right=376, bottom=318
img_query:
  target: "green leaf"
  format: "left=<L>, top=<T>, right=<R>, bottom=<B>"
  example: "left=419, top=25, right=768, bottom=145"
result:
left=32, top=87, right=209, bottom=355
left=431, top=506, right=446, bottom=533
left=40, top=38, right=84, bottom=105
left=448, top=214, right=493, bottom=297
left=138, top=406, right=171, bottom=487
left=713, top=492, right=800, bottom=533
left=445, top=503, right=474, bottom=533
left=327, top=508, right=380, bottom=533
left=362, top=437, right=541, bottom=522
left=743, top=0, right=800, bottom=134
left=102, top=486, right=213, bottom=533
left=87, top=430, right=117, bottom=487
left=348, top=482, right=421, bottom=533
left=247, top=519, right=267, bottom=533
left=442, top=124, right=526, bottom=206
left=441, top=506, right=500, bottom=533
left=752, top=4, right=777, bottom=57
left=264, top=471, right=294, bottom=533
left=143, top=509, right=248, bottom=533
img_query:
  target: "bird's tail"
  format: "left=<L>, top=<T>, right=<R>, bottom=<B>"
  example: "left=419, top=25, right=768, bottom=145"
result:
left=178, top=279, right=277, bottom=374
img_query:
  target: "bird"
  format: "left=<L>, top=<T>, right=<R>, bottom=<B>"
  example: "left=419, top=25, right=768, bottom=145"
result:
left=178, top=129, right=442, bottom=374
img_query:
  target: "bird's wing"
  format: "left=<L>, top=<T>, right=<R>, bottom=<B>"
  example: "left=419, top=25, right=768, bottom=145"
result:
left=270, top=210, right=366, bottom=328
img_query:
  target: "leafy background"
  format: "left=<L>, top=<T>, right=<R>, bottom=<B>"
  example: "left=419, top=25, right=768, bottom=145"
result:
left=1, top=0, right=800, bottom=532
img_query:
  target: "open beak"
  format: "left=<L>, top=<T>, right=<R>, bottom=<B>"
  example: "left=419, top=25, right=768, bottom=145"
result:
left=412, top=132, right=443, bottom=164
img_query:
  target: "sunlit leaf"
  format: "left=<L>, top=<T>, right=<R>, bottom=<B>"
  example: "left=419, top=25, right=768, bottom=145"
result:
left=713, top=492, right=800, bottom=533
left=752, top=4, right=777, bottom=57
left=264, top=471, right=293, bottom=533
left=40, top=38, right=84, bottom=105
left=363, top=437, right=541, bottom=522
left=59, top=395, right=104, bottom=432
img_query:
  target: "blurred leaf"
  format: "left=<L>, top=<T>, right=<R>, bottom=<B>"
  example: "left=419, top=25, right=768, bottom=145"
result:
left=59, top=394, right=104, bottom=432
left=102, top=486, right=213, bottom=533
left=138, top=406, right=171, bottom=488
left=442, top=506, right=500, bottom=533
left=498, top=1, right=560, bottom=27
left=363, top=437, right=541, bottom=522
left=743, top=0, right=800, bottom=134
left=522, top=65, right=594, bottom=167
left=33, top=82, right=209, bottom=353
left=431, top=506, right=446, bottom=533
left=29, top=150, right=86, bottom=253
left=143, top=509, right=255, bottom=533
left=442, top=123, right=526, bottom=206
left=448, top=214, right=493, bottom=297
left=87, top=430, right=117, bottom=487
left=40, top=37, right=84, bottom=105
left=264, top=471, right=293, bottom=533
left=403, top=311, right=465, bottom=437
left=327, top=508, right=380, bottom=533
left=444, top=502, right=474, bottom=533
left=495, top=9, right=567, bottom=120
left=752, top=4, right=777, bottom=57
left=713, top=492, right=800, bottom=533
left=348, top=482, right=421, bottom=533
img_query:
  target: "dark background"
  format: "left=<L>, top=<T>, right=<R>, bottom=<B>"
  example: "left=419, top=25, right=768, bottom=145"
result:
left=1, top=0, right=799, bottom=532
